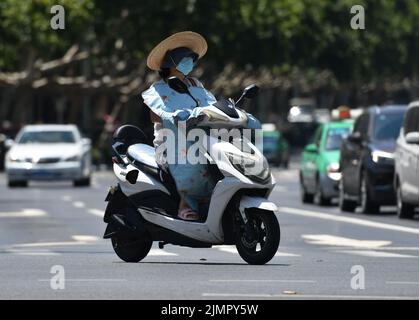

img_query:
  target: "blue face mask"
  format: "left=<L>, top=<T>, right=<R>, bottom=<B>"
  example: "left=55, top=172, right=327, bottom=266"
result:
left=176, top=57, right=194, bottom=76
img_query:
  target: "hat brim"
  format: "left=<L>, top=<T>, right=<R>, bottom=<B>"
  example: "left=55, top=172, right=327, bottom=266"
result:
left=147, top=31, right=208, bottom=71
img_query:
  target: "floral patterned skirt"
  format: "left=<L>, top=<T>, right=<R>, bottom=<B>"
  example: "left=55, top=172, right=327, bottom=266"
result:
left=168, top=163, right=216, bottom=213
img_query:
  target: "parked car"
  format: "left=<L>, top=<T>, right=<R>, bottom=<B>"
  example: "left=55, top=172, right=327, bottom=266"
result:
left=394, top=101, right=419, bottom=218
left=262, top=123, right=290, bottom=168
left=339, top=105, right=406, bottom=213
left=5, top=124, right=92, bottom=187
left=300, top=117, right=354, bottom=205
left=0, top=133, right=7, bottom=171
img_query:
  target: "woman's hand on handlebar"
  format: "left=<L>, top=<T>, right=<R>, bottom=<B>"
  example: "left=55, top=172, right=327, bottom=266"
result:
left=186, top=113, right=207, bottom=128
left=174, top=110, right=191, bottom=127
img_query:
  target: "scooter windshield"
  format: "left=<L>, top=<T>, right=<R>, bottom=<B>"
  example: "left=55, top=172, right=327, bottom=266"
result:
left=214, top=98, right=239, bottom=119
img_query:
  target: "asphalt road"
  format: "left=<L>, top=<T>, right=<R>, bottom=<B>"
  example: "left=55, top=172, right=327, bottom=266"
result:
left=0, top=164, right=419, bottom=300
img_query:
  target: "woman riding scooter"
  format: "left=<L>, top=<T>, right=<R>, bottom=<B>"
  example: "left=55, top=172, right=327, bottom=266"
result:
left=142, top=31, right=261, bottom=221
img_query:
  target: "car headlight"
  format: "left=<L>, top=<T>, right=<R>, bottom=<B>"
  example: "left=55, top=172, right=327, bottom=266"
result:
left=371, top=151, right=394, bottom=164
left=227, top=152, right=271, bottom=183
left=326, top=162, right=341, bottom=181
left=64, top=155, right=80, bottom=162
left=8, top=154, right=24, bottom=162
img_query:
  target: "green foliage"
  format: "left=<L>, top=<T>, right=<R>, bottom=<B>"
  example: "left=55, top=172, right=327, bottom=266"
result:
left=1, top=0, right=419, bottom=81
left=0, top=0, right=94, bottom=69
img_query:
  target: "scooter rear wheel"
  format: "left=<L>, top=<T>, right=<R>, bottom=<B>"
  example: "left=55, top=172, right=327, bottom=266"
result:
left=236, top=210, right=280, bottom=265
left=111, top=236, right=152, bottom=263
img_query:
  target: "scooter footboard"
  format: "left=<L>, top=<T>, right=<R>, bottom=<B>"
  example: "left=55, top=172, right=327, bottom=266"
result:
left=239, top=196, right=278, bottom=213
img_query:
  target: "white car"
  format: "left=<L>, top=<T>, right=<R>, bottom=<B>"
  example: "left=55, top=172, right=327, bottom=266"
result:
left=5, top=125, right=92, bottom=187
left=395, top=101, right=419, bottom=218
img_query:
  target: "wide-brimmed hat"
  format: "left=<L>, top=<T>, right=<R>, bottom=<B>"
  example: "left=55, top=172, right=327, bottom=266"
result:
left=146, top=31, right=208, bottom=71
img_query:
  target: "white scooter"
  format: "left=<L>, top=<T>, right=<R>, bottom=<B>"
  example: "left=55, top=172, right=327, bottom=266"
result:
left=103, top=78, right=280, bottom=265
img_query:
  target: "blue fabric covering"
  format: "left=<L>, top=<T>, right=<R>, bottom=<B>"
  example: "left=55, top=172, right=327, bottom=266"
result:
left=142, top=78, right=261, bottom=212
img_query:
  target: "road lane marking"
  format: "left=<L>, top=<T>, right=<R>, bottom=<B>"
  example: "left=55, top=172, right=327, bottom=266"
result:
left=376, top=247, right=419, bottom=251
left=10, top=241, right=91, bottom=247
left=280, top=206, right=419, bottom=235
left=5, top=237, right=173, bottom=257
left=61, top=196, right=72, bottom=201
left=211, top=280, right=316, bottom=283
left=202, top=293, right=419, bottom=300
left=73, top=201, right=85, bottom=208
left=87, top=209, right=103, bottom=217
left=4, top=249, right=60, bottom=256
left=148, top=249, right=177, bottom=256
left=0, top=209, right=47, bottom=218
left=38, top=279, right=126, bottom=282
left=6, top=235, right=102, bottom=248
left=302, top=234, right=419, bottom=258
left=214, top=245, right=300, bottom=257
left=336, top=250, right=417, bottom=258
left=71, top=235, right=100, bottom=242
left=302, top=234, right=391, bottom=249
left=386, top=281, right=419, bottom=285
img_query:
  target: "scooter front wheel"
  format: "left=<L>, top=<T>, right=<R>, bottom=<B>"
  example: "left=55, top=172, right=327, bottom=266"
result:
left=236, top=210, right=280, bottom=265
left=111, top=236, right=152, bottom=263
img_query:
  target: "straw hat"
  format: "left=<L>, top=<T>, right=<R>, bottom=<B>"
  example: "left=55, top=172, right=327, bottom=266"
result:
left=146, top=31, right=208, bottom=71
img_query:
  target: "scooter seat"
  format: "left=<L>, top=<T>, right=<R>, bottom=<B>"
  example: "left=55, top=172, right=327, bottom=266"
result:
left=127, top=143, right=158, bottom=169
left=126, top=143, right=181, bottom=209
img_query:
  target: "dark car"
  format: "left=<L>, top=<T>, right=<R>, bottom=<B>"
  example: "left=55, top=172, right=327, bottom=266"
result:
left=0, top=133, right=8, bottom=171
left=339, top=105, right=406, bottom=214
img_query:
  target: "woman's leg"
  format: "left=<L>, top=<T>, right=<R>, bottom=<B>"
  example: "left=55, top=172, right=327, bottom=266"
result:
left=178, top=196, right=200, bottom=220
left=179, top=198, right=192, bottom=210
left=169, top=163, right=215, bottom=220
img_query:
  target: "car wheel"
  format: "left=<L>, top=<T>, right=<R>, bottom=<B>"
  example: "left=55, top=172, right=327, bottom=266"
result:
left=300, top=176, right=314, bottom=204
left=315, top=178, right=331, bottom=206
left=73, top=177, right=91, bottom=187
left=339, top=179, right=356, bottom=212
left=282, top=158, right=289, bottom=169
left=360, top=173, right=380, bottom=214
left=397, top=183, right=415, bottom=219
left=281, top=151, right=290, bottom=169
left=8, top=180, right=28, bottom=188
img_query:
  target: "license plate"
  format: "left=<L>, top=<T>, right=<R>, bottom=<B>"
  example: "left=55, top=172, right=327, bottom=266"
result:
left=31, top=170, right=54, bottom=177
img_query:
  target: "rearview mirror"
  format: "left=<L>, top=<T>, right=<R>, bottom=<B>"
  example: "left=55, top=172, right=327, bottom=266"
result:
left=4, top=139, right=14, bottom=149
left=236, top=84, right=260, bottom=106
left=406, top=132, right=419, bottom=144
left=348, top=132, right=362, bottom=144
left=243, top=84, right=259, bottom=99
left=304, top=143, right=318, bottom=153
left=82, top=138, right=91, bottom=146
left=168, top=77, right=189, bottom=94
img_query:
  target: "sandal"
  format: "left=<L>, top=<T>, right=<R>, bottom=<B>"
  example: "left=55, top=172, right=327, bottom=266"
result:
left=178, top=208, right=200, bottom=221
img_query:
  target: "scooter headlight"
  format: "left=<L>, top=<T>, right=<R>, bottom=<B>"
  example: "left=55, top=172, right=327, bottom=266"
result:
left=227, top=152, right=271, bottom=183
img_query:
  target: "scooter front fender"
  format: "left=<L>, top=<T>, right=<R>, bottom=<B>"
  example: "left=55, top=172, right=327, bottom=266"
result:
left=239, top=196, right=278, bottom=213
